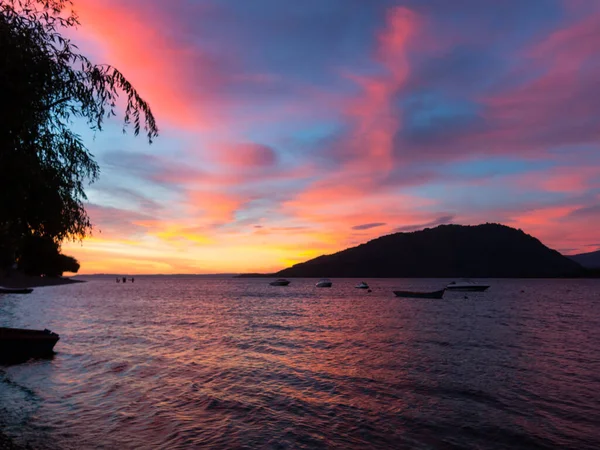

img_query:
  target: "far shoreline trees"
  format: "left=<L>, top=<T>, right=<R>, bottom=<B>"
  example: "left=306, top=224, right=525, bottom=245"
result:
left=0, top=0, right=158, bottom=276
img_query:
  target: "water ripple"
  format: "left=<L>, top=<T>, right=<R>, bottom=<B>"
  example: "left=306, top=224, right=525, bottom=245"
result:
left=1, top=277, right=600, bottom=449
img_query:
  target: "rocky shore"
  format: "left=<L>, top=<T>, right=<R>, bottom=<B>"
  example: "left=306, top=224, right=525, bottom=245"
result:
left=0, top=272, right=83, bottom=289
left=1, top=272, right=72, bottom=449
left=0, top=438, right=21, bottom=449
left=0, top=432, right=24, bottom=450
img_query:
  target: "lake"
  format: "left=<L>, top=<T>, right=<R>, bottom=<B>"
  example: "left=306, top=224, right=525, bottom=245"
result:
left=1, top=277, right=599, bottom=449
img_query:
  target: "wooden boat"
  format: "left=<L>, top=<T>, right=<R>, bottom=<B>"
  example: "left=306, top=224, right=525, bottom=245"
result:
left=0, top=287, right=34, bottom=294
left=0, top=327, right=59, bottom=361
left=446, top=281, right=489, bottom=292
left=393, top=289, right=446, bottom=299
left=269, top=279, right=290, bottom=286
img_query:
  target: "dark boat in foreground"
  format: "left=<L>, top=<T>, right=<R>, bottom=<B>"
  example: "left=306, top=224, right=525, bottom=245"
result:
left=393, top=289, right=446, bottom=299
left=269, top=279, right=291, bottom=286
left=0, top=327, right=60, bottom=361
left=0, top=287, right=34, bottom=294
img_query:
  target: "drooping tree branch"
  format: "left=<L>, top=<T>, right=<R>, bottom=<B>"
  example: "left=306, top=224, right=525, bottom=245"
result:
left=0, top=0, right=159, bottom=268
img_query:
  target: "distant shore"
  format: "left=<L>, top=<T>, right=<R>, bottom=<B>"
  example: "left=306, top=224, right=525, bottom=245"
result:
left=0, top=272, right=83, bottom=288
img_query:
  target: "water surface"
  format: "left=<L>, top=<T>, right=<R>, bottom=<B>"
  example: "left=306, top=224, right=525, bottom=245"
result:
left=1, top=277, right=599, bottom=449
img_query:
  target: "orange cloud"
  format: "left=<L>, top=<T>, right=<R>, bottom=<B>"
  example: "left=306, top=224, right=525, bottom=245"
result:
left=187, top=191, right=251, bottom=224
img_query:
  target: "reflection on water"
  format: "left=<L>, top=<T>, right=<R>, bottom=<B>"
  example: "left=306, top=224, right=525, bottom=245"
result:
left=1, top=277, right=600, bottom=449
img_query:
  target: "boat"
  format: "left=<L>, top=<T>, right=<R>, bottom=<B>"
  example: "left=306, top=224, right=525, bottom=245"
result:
left=315, top=278, right=332, bottom=288
left=355, top=282, right=369, bottom=289
left=0, top=287, right=33, bottom=294
left=0, top=327, right=60, bottom=361
left=269, top=279, right=290, bottom=286
left=446, top=281, right=490, bottom=292
left=393, top=289, right=446, bottom=299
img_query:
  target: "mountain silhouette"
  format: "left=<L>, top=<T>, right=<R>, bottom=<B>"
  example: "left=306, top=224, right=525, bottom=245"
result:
left=274, top=223, right=583, bottom=278
left=569, top=249, right=600, bottom=269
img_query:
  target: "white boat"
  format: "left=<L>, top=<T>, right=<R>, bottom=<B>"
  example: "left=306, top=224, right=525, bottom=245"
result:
left=355, top=281, right=369, bottom=289
left=269, top=279, right=290, bottom=286
left=316, top=278, right=332, bottom=288
left=446, top=281, right=490, bottom=292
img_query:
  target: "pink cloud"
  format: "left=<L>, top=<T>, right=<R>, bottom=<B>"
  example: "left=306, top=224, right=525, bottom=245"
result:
left=514, top=166, right=600, bottom=193
left=85, top=204, right=155, bottom=239
left=503, top=204, right=600, bottom=254
left=340, top=7, right=417, bottom=174
left=391, top=11, right=600, bottom=167
left=475, top=13, right=600, bottom=153
left=73, top=0, right=237, bottom=130
left=211, top=142, right=277, bottom=169
left=531, top=13, right=600, bottom=68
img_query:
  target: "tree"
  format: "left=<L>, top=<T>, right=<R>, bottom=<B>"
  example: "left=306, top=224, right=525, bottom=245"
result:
left=0, top=0, right=158, bottom=270
left=18, top=234, right=80, bottom=276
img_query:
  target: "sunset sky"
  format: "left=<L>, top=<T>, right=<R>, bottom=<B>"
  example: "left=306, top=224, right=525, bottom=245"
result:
left=62, top=0, right=600, bottom=274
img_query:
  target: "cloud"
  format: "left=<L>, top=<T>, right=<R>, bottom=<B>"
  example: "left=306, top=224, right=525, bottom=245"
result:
left=352, top=222, right=387, bottom=230
left=63, top=1, right=600, bottom=272
left=187, top=191, right=253, bottom=224
left=73, top=0, right=229, bottom=129
left=395, top=215, right=455, bottom=232
left=568, top=204, right=600, bottom=218
left=212, top=142, right=277, bottom=169
left=101, top=150, right=204, bottom=189
left=86, top=203, right=156, bottom=239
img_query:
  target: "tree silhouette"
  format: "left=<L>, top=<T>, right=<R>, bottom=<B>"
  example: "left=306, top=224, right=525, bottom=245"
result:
left=0, top=0, right=158, bottom=271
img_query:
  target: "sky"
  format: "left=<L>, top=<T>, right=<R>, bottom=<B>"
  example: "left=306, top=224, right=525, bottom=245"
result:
left=60, top=0, right=600, bottom=274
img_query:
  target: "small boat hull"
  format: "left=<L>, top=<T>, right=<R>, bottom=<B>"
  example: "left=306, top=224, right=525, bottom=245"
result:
left=393, top=289, right=446, bottom=299
left=446, top=285, right=489, bottom=292
left=0, top=287, right=33, bottom=294
left=0, top=327, right=59, bottom=361
left=316, top=279, right=332, bottom=288
left=269, top=279, right=290, bottom=286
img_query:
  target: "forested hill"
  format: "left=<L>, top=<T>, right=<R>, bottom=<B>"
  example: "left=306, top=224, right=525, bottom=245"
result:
left=274, top=224, right=584, bottom=278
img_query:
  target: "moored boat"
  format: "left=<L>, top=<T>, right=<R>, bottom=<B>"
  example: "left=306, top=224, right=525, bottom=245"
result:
left=446, top=281, right=490, bottom=292
left=269, top=279, right=291, bottom=286
left=355, top=281, right=369, bottom=289
left=393, top=289, right=446, bottom=299
left=0, top=327, right=60, bottom=361
left=0, top=287, right=33, bottom=294
left=316, top=278, right=332, bottom=288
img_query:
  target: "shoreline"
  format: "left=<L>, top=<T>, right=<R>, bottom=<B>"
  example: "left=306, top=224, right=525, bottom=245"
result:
left=0, top=273, right=84, bottom=289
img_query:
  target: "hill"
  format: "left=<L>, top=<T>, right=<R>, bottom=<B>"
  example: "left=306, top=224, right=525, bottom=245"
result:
left=569, top=250, right=600, bottom=269
left=274, top=224, right=584, bottom=278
